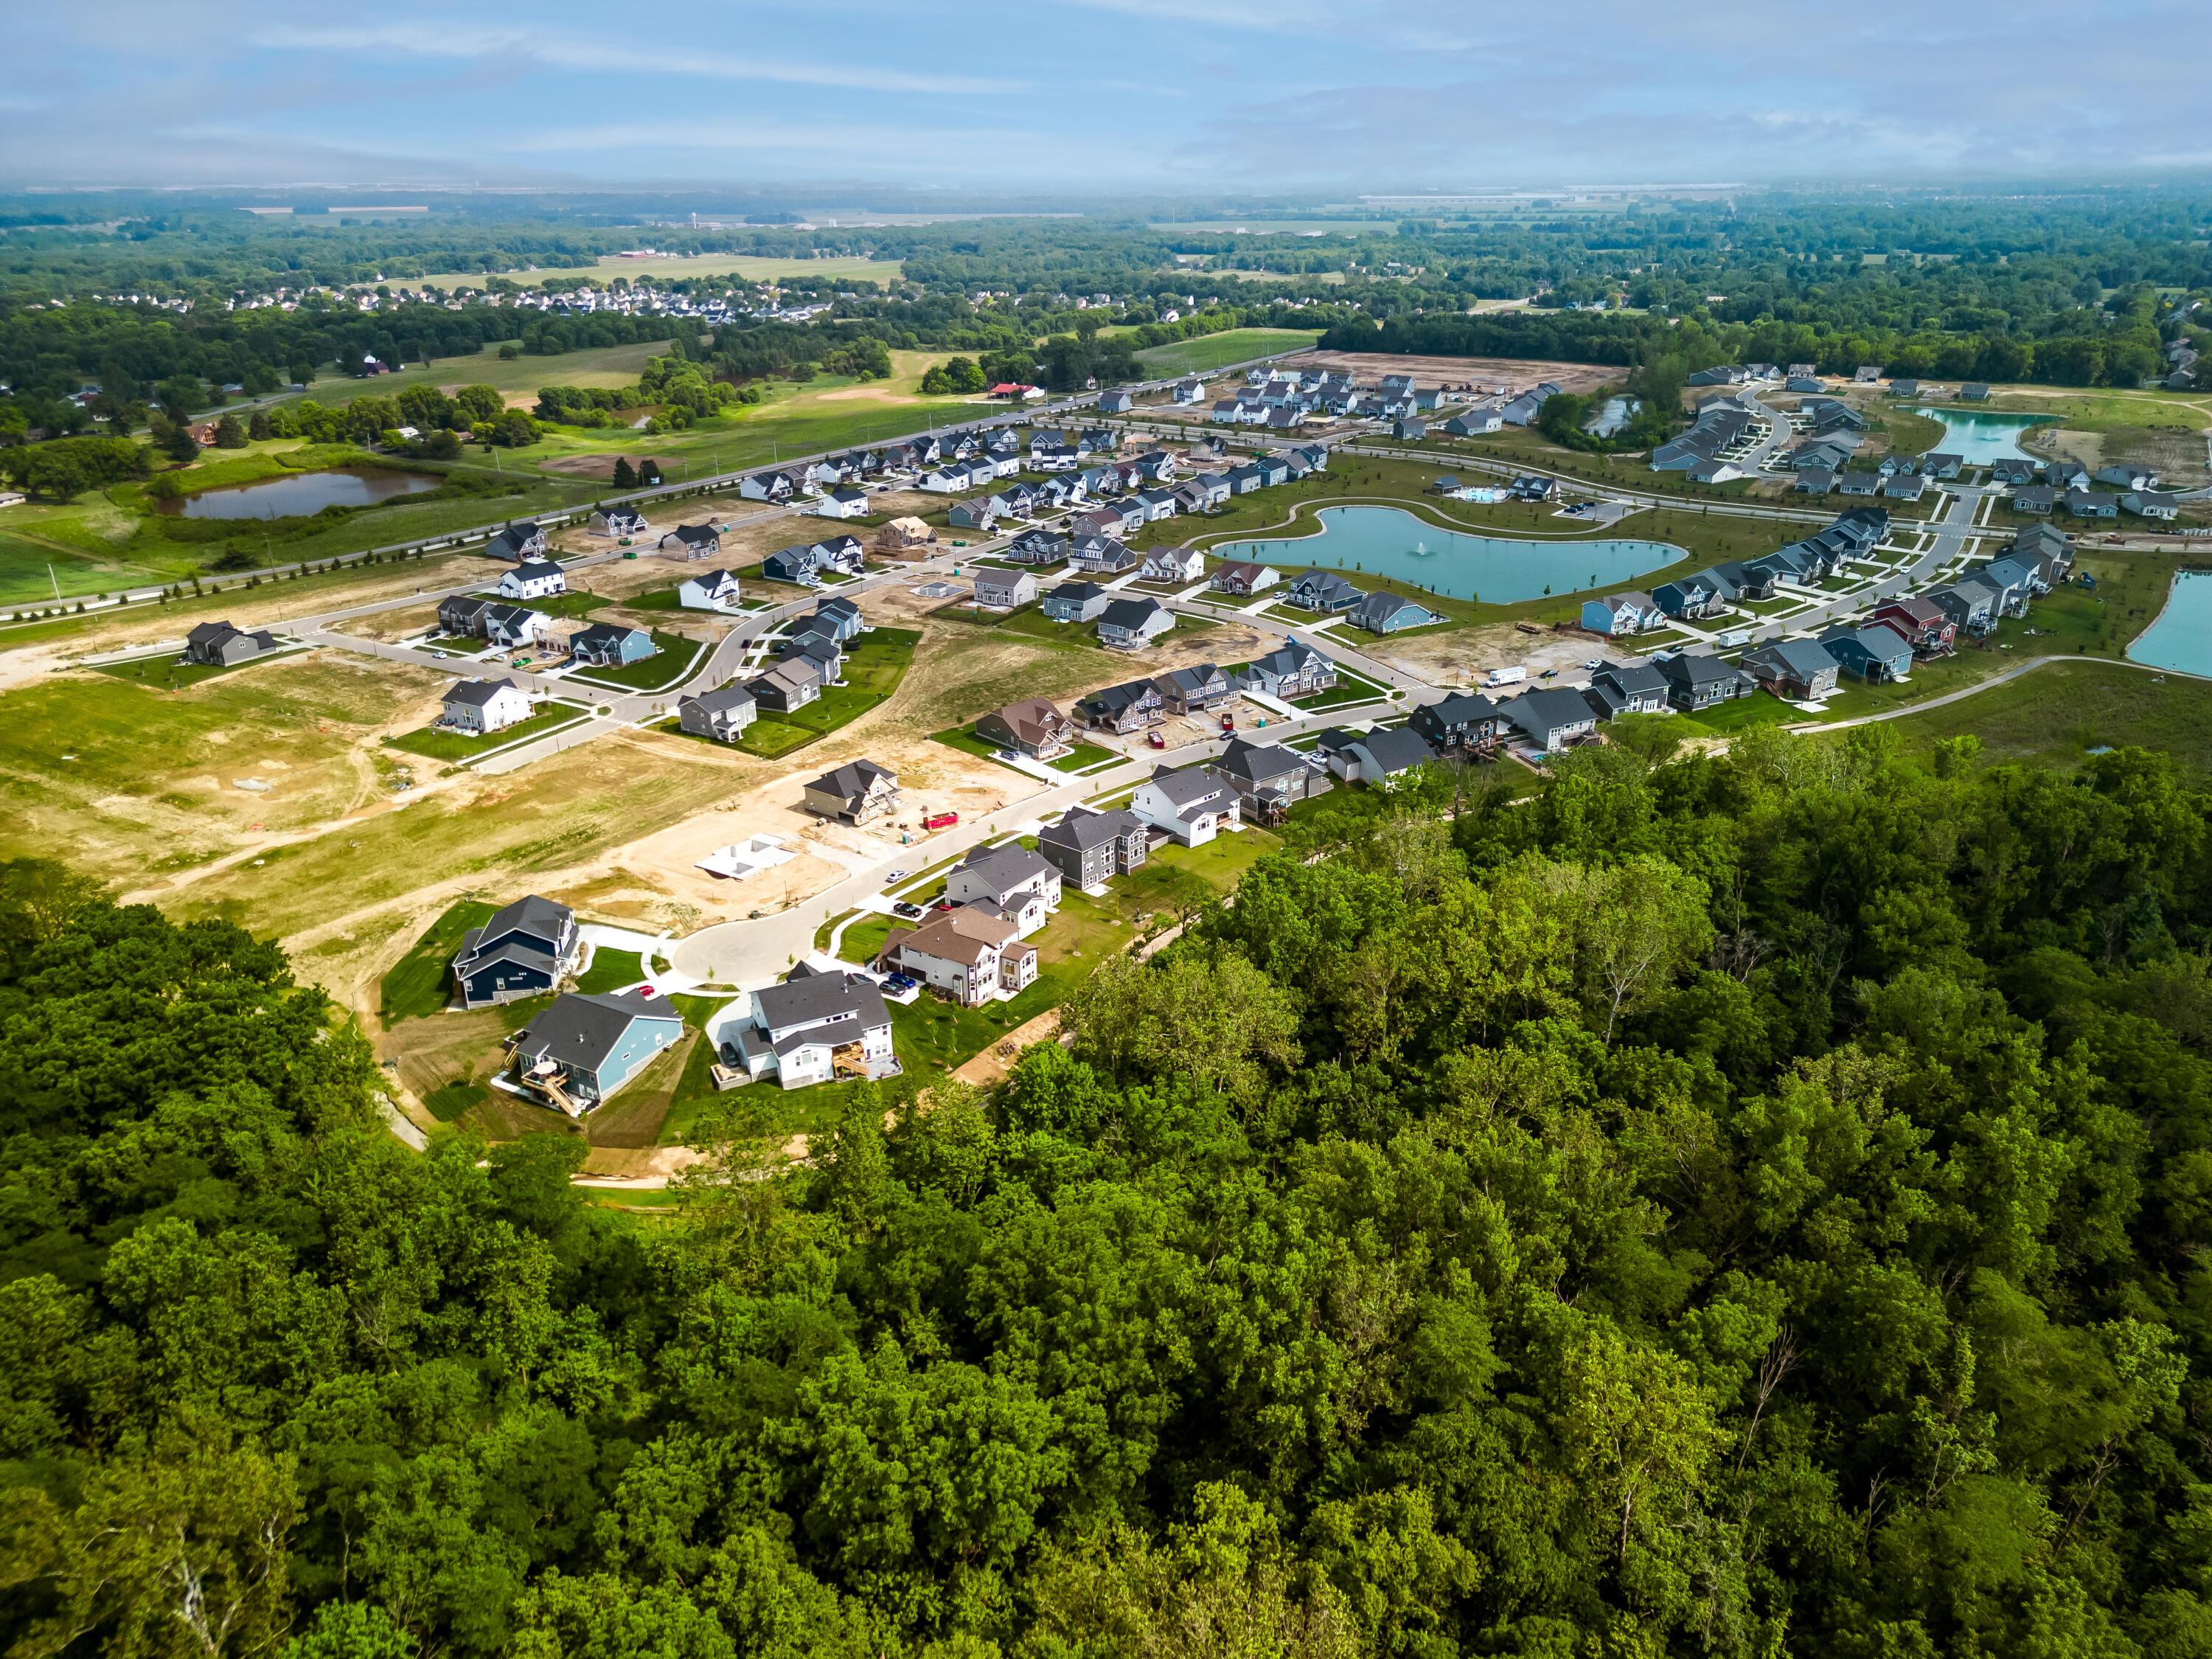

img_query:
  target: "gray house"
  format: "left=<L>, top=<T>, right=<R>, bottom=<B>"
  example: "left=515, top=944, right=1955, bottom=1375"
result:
left=803, top=759, right=900, bottom=824
left=568, top=622, right=657, bottom=667
left=677, top=684, right=758, bottom=743
left=1214, top=737, right=1332, bottom=815
left=1657, top=651, right=1754, bottom=711
left=1410, top=691, right=1506, bottom=750
left=1503, top=687, right=1601, bottom=754
left=1037, top=805, right=1148, bottom=893
left=1098, top=597, right=1175, bottom=649
left=183, top=620, right=279, bottom=667
left=1350, top=591, right=1444, bottom=633
left=1284, top=568, right=1362, bottom=612
left=973, top=568, right=1038, bottom=610
left=1041, top=580, right=1113, bottom=623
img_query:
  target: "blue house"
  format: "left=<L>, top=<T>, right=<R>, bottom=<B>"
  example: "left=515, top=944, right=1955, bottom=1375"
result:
left=568, top=622, right=657, bottom=667
left=451, top=895, right=579, bottom=1010
left=1820, top=625, right=1913, bottom=682
left=813, top=596, right=864, bottom=641
left=509, top=990, right=684, bottom=1114
left=1349, top=591, right=1444, bottom=633
left=1284, top=568, right=1363, bottom=612
left=762, top=543, right=821, bottom=584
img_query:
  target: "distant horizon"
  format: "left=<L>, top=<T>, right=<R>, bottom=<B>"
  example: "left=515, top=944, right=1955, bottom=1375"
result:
left=10, top=0, right=2212, bottom=193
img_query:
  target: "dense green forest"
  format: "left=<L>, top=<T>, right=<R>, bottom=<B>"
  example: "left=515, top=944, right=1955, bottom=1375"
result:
left=5, top=723, right=2212, bottom=1656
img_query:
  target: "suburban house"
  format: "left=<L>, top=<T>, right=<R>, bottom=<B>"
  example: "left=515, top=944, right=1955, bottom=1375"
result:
left=1097, top=389, right=1135, bottom=414
left=1006, top=530, right=1070, bottom=565
left=1742, top=639, right=1843, bottom=700
left=875, top=517, right=935, bottom=558
left=1820, top=625, right=1914, bottom=682
left=1871, top=597, right=1958, bottom=655
left=1284, top=568, right=1363, bottom=612
left=1237, top=639, right=1338, bottom=701
left=2125, top=490, right=2185, bottom=520
left=1585, top=661, right=1672, bottom=718
left=739, top=469, right=807, bottom=503
left=1187, top=742, right=1318, bottom=826
left=677, top=684, right=758, bottom=743
left=440, top=678, right=534, bottom=734
left=480, top=604, right=551, bottom=649
left=815, top=487, right=869, bottom=520
left=437, top=596, right=491, bottom=639
left=1411, top=691, right=1506, bottom=751
left=775, top=628, right=844, bottom=683
left=975, top=698, right=1073, bottom=759
left=1502, top=688, right=1601, bottom=754
left=678, top=569, right=743, bottom=611
left=2011, top=484, right=2059, bottom=515
left=880, top=908, right=1037, bottom=1006
left=945, top=844, right=1062, bottom=937
left=803, top=759, right=900, bottom=824
left=1142, top=545, right=1206, bottom=584
left=2065, top=489, right=2121, bottom=520
left=1927, top=580, right=1999, bottom=635
left=498, top=557, right=567, bottom=601
left=1316, top=726, right=1437, bottom=785
left=183, top=620, right=280, bottom=667
left=451, top=894, right=580, bottom=1010
left=973, top=568, right=1038, bottom=610
left=486, top=521, right=547, bottom=561
left=509, top=990, right=685, bottom=1114
left=947, top=498, right=999, bottom=532
left=1038, top=805, right=1149, bottom=893
left=1350, top=591, right=1443, bottom=633
left=1071, top=535, right=1141, bottom=575
left=659, top=523, right=721, bottom=559
left=733, top=971, right=898, bottom=1088
left=1098, top=597, right=1175, bottom=649
left=1076, top=678, right=1164, bottom=732
left=1133, top=765, right=1242, bottom=845
left=568, top=623, right=657, bottom=667
left=1656, top=651, right=1754, bottom=712
left=747, top=657, right=821, bottom=714
left=1581, top=591, right=1664, bottom=636
left=1837, top=473, right=1883, bottom=497
left=1211, top=560, right=1280, bottom=597
left=1652, top=571, right=1733, bottom=620
left=589, top=506, right=649, bottom=538
left=762, top=543, right=825, bottom=585
left=1152, top=662, right=1232, bottom=713
left=1041, top=580, right=1113, bottom=624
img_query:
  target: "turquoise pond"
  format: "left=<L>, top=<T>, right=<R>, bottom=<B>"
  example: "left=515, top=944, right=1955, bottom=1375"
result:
left=1913, top=408, right=2057, bottom=465
left=2127, top=571, right=2212, bottom=676
left=1211, top=505, right=1679, bottom=603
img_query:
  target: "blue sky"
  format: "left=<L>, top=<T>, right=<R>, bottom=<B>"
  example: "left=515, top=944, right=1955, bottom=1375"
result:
left=7, top=0, right=2209, bottom=194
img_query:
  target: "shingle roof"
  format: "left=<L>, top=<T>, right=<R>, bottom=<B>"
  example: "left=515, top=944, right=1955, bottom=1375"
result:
left=515, top=990, right=678, bottom=1072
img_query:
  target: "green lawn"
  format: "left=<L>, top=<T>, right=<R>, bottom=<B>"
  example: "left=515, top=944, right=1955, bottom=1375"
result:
left=93, top=653, right=246, bottom=689
left=733, top=717, right=821, bottom=758
left=423, top=1079, right=490, bottom=1123
left=1873, top=658, right=2212, bottom=777
left=723, top=627, right=921, bottom=757
left=383, top=702, right=589, bottom=761
left=565, top=632, right=708, bottom=692
left=575, top=947, right=644, bottom=994
left=932, top=723, right=1121, bottom=776
left=1132, top=329, right=1324, bottom=376
left=380, top=900, right=498, bottom=1020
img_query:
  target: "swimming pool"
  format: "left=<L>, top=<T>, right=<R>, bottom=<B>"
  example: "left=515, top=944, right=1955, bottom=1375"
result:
left=1208, top=505, right=1679, bottom=604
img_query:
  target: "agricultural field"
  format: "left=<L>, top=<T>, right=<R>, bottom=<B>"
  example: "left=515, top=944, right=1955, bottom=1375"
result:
left=403, top=254, right=904, bottom=293
left=1131, top=328, right=1324, bottom=376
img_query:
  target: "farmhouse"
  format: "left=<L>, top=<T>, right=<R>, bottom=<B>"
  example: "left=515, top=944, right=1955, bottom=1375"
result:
left=677, top=684, right=758, bottom=743
left=509, top=991, right=685, bottom=1114
left=498, top=557, right=566, bottom=601
left=440, top=678, right=534, bottom=734
left=451, top=895, right=580, bottom=1011
left=803, top=759, right=900, bottom=824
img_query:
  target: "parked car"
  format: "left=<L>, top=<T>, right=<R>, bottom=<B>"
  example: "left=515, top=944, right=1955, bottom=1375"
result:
left=886, top=973, right=918, bottom=993
left=892, top=901, right=925, bottom=919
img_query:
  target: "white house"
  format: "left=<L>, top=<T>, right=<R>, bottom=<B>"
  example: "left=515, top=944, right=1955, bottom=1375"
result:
left=815, top=487, right=870, bottom=520
left=731, top=972, right=899, bottom=1088
left=879, top=908, right=1038, bottom=1006
left=1141, top=545, right=1206, bottom=584
left=943, top=844, right=1062, bottom=937
left=441, top=678, right=533, bottom=735
left=497, top=557, right=567, bottom=602
left=1133, top=765, right=1240, bottom=846
left=588, top=507, right=647, bottom=538
left=678, top=569, right=744, bottom=611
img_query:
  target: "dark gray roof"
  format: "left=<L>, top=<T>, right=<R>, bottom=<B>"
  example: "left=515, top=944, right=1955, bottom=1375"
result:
left=478, top=894, right=571, bottom=944
left=684, top=684, right=757, bottom=717
left=809, top=759, right=896, bottom=801
left=1040, top=805, right=1145, bottom=852
left=443, top=677, right=518, bottom=708
left=515, top=990, right=679, bottom=1072
left=957, top=843, right=1057, bottom=898
left=1746, top=638, right=1839, bottom=679
left=1147, top=765, right=1234, bottom=807
left=751, top=970, right=888, bottom=1036
left=1352, top=726, right=1437, bottom=773
left=1216, top=737, right=1315, bottom=785
left=1503, top=688, right=1597, bottom=737
left=1100, top=597, right=1168, bottom=630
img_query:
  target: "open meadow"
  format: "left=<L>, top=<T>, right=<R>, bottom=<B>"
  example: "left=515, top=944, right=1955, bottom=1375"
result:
left=1132, top=328, right=1325, bottom=375
left=402, top=253, right=905, bottom=292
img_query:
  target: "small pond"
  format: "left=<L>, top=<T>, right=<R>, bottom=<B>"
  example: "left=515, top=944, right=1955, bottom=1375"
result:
left=1210, top=504, right=1678, bottom=604
left=2127, top=570, right=2212, bottom=676
left=153, top=467, right=441, bottom=520
left=1912, top=408, right=2058, bottom=465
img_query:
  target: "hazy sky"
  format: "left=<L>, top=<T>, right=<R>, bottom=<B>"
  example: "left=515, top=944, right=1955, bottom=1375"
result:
left=8, top=0, right=2209, bottom=194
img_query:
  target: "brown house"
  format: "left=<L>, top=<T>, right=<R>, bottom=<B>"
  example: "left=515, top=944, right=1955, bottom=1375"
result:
left=874, top=517, right=936, bottom=560
left=975, top=698, right=1073, bottom=759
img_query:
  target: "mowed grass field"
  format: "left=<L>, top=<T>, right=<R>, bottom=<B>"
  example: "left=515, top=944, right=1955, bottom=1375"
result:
left=268, top=340, right=679, bottom=412
left=1132, top=329, right=1324, bottom=376
left=405, top=254, right=903, bottom=293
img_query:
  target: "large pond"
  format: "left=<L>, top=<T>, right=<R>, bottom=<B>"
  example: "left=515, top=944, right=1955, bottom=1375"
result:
left=1210, top=504, right=1677, bottom=604
left=2127, top=571, right=2212, bottom=676
left=153, top=467, right=441, bottom=520
left=1913, top=408, right=2058, bottom=465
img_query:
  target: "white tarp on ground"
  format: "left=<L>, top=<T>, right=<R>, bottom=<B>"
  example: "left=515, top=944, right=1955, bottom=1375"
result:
left=697, top=835, right=799, bottom=881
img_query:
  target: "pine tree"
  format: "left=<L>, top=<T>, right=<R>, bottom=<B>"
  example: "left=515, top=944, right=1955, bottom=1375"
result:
left=612, top=456, right=636, bottom=489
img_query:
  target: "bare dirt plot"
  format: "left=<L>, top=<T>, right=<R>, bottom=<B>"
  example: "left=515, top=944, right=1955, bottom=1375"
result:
left=541, top=455, right=628, bottom=479
left=1362, top=621, right=1601, bottom=687
left=1298, top=349, right=1619, bottom=397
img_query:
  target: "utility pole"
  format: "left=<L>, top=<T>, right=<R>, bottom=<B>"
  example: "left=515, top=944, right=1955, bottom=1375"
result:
left=48, top=564, right=60, bottom=602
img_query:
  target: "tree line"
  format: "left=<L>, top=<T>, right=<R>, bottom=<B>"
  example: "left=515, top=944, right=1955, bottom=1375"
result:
left=4, top=718, right=2212, bottom=1655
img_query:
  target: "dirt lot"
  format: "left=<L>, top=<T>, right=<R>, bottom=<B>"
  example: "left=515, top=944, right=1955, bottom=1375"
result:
left=1363, top=621, right=1604, bottom=688
left=1296, top=350, right=1619, bottom=397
